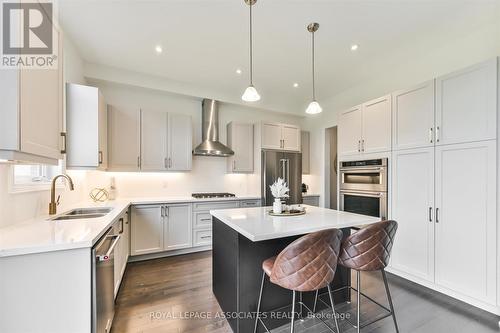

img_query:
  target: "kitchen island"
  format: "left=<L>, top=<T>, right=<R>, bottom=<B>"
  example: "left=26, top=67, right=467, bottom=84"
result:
left=210, top=205, right=380, bottom=333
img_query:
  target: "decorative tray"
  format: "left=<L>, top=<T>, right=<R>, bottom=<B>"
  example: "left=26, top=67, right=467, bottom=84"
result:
left=268, top=210, right=306, bottom=217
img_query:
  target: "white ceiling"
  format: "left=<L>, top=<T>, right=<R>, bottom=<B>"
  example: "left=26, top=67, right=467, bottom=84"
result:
left=59, top=0, right=499, bottom=114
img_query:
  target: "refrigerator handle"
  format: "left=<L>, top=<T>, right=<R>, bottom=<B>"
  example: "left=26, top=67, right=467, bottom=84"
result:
left=286, top=159, right=290, bottom=185
left=280, top=159, right=286, bottom=180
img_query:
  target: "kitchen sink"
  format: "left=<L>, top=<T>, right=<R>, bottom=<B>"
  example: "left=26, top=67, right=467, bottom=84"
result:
left=51, top=213, right=106, bottom=221
left=49, top=207, right=113, bottom=221
left=65, top=207, right=113, bottom=215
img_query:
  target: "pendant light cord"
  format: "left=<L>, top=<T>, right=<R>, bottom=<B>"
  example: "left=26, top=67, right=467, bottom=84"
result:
left=311, top=30, right=315, bottom=101
left=249, top=2, right=253, bottom=86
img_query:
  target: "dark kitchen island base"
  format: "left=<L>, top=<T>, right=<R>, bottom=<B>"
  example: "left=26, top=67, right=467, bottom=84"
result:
left=212, top=217, right=351, bottom=333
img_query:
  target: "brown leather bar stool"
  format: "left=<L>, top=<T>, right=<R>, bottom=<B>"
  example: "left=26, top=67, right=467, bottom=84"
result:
left=254, top=229, right=343, bottom=333
left=314, top=220, right=399, bottom=333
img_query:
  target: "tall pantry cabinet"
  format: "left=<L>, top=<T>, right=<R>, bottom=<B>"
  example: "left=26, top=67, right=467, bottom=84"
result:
left=390, top=58, right=498, bottom=309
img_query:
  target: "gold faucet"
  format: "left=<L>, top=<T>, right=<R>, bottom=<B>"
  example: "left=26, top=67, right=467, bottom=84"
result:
left=49, top=174, right=75, bottom=215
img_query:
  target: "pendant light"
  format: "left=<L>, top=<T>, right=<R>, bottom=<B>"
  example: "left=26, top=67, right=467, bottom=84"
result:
left=305, top=23, right=322, bottom=114
left=241, top=0, right=260, bottom=102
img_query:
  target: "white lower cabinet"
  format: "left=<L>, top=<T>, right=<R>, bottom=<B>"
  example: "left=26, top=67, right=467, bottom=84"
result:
left=114, top=211, right=130, bottom=297
left=131, top=205, right=164, bottom=255
left=391, top=148, right=435, bottom=283
left=131, top=204, right=191, bottom=256
left=302, top=195, right=320, bottom=207
left=391, top=140, right=497, bottom=307
left=164, top=204, right=192, bottom=250
left=131, top=200, right=261, bottom=255
left=434, top=141, right=497, bottom=305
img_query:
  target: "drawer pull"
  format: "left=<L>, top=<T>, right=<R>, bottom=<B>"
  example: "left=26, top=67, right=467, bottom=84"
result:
left=200, top=218, right=212, bottom=222
left=200, top=236, right=211, bottom=240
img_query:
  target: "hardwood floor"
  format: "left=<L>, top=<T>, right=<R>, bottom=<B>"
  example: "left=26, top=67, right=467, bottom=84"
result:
left=112, top=251, right=499, bottom=333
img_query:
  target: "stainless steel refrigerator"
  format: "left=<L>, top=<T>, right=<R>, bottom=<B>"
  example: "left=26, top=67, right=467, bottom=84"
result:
left=261, top=150, right=302, bottom=206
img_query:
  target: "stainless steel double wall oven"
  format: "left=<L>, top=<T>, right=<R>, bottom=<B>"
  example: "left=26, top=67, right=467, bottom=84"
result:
left=339, top=158, right=388, bottom=219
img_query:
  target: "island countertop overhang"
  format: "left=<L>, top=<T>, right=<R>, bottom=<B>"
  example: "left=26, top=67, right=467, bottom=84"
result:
left=210, top=205, right=381, bottom=242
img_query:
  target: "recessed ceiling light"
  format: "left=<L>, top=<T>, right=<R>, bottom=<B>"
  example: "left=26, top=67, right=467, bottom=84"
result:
left=155, top=45, right=163, bottom=54
left=351, top=44, right=359, bottom=51
left=236, top=69, right=242, bottom=75
left=293, top=83, right=299, bottom=88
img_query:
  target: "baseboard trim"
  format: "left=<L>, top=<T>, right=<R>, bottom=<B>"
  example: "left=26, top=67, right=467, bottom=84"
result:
left=128, top=246, right=212, bottom=262
left=386, top=266, right=500, bottom=316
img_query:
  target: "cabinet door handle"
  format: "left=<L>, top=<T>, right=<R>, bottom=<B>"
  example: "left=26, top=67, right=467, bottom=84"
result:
left=436, top=126, right=440, bottom=143
left=119, top=218, right=124, bottom=234
left=169, top=157, right=172, bottom=168
left=164, top=157, right=168, bottom=169
left=60, top=132, right=67, bottom=154
left=429, top=207, right=433, bottom=222
left=98, top=151, right=103, bottom=164
left=161, top=206, right=164, bottom=217
left=429, top=128, right=433, bottom=144
left=137, top=156, right=141, bottom=168
left=362, top=139, right=365, bottom=152
left=435, top=208, right=439, bottom=223
left=200, top=236, right=211, bottom=240
left=232, top=160, right=236, bottom=171
left=165, top=206, right=169, bottom=217
left=358, top=140, right=361, bottom=152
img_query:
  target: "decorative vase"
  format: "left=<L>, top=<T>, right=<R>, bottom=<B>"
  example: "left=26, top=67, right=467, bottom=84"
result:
left=273, top=198, right=282, bottom=214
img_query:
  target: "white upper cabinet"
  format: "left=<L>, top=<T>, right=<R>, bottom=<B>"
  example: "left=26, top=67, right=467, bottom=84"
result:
left=66, top=84, right=108, bottom=170
left=167, top=113, right=192, bottom=171
left=392, top=81, right=435, bottom=150
left=108, top=105, right=141, bottom=171
left=391, top=147, right=435, bottom=283
left=282, top=124, right=301, bottom=151
left=110, top=108, right=191, bottom=172
left=141, top=109, right=168, bottom=171
left=434, top=141, right=497, bottom=305
left=338, top=96, right=391, bottom=156
left=260, top=122, right=300, bottom=151
left=261, top=122, right=283, bottom=150
left=0, top=29, right=63, bottom=164
left=338, top=106, right=362, bottom=156
left=164, top=204, right=192, bottom=251
left=227, top=122, right=254, bottom=173
left=436, top=59, right=497, bottom=145
left=362, top=95, right=392, bottom=153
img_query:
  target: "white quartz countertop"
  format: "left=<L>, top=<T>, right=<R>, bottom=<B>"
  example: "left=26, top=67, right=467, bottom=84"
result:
left=0, top=195, right=260, bottom=258
left=210, top=205, right=380, bottom=242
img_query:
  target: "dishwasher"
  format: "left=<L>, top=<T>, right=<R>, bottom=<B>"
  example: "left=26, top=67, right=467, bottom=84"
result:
left=92, top=220, right=121, bottom=333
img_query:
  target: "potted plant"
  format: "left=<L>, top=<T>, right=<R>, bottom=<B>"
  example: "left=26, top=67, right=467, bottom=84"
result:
left=269, top=178, right=289, bottom=214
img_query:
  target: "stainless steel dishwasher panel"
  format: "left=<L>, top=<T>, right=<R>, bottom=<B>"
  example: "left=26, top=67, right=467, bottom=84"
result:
left=92, top=228, right=120, bottom=333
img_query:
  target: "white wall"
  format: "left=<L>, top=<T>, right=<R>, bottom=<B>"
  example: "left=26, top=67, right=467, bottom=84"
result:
left=304, top=18, right=500, bottom=207
left=82, top=80, right=304, bottom=198
left=0, top=35, right=87, bottom=228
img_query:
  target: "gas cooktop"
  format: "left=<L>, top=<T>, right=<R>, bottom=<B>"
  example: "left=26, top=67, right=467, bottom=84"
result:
left=192, top=192, right=236, bottom=199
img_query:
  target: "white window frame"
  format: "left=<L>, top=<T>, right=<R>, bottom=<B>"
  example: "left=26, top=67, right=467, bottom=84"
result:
left=9, top=161, right=65, bottom=193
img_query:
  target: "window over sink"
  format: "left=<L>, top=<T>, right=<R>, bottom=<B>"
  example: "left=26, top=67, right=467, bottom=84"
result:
left=9, top=161, right=64, bottom=193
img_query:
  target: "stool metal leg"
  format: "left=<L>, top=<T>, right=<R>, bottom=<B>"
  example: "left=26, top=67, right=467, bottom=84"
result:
left=381, top=270, right=400, bottom=333
left=313, top=289, right=319, bottom=312
left=327, top=284, right=340, bottom=333
left=254, top=271, right=266, bottom=333
left=290, top=291, right=296, bottom=333
left=356, top=270, right=360, bottom=333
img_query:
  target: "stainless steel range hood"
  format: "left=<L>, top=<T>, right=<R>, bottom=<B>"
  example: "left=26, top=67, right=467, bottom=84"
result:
left=192, top=99, right=234, bottom=157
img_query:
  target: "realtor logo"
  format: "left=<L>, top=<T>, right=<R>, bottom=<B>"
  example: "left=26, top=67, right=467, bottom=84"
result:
left=1, top=0, right=58, bottom=69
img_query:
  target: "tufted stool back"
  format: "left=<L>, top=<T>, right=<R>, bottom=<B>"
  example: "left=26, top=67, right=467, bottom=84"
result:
left=339, top=220, right=398, bottom=271
left=266, top=229, right=343, bottom=292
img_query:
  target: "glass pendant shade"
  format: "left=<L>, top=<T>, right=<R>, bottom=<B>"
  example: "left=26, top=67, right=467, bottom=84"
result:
left=241, top=85, right=261, bottom=102
left=305, top=100, right=322, bottom=114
